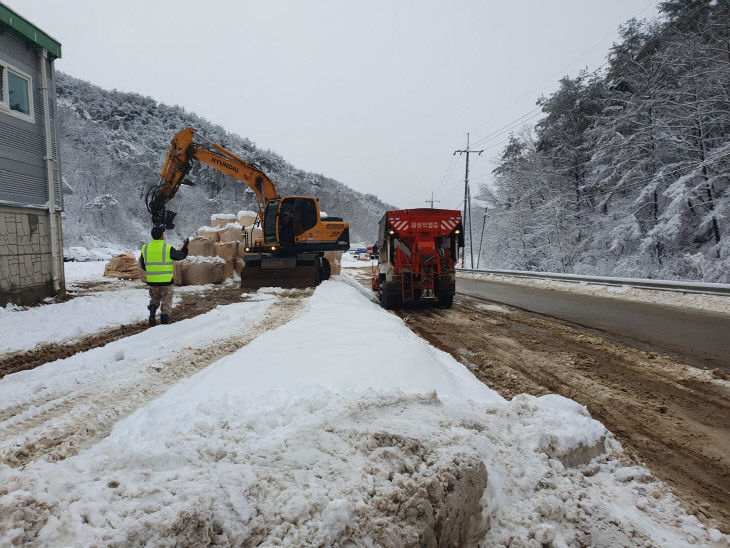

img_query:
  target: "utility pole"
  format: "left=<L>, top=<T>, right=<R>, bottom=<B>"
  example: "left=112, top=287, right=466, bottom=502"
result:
left=454, top=133, right=483, bottom=268
left=425, top=191, right=440, bottom=209
left=476, top=207, right=488, bottom=269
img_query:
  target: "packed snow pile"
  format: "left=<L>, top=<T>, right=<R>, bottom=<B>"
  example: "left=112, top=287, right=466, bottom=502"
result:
left=64, top=245, right=123, bottom=262
left=1, top=278, right=722, bottom=546
left=0, top=288, right=149, bottom=354
left=64, top=260, right=111, bottom=287
left=342, top=250, right=376, bottom=267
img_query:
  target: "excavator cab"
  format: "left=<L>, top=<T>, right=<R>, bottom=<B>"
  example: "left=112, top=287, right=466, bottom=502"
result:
left=258, top=196, right=348, bottom=253
left=263, top=197, right=316, bottom=247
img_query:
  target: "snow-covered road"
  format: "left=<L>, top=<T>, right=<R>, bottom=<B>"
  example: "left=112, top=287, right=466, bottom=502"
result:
left=0, top=272, right=726, bottom=546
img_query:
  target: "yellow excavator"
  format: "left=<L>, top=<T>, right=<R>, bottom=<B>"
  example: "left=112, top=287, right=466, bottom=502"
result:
left=145, top=127, right=350, bottom=288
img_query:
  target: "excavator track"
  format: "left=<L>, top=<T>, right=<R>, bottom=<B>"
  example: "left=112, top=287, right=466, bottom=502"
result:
left=241, top=254, right=325, bottom=289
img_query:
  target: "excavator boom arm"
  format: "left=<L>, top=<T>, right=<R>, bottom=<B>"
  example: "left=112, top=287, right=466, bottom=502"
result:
left=149, top=127, right=278, bottom=227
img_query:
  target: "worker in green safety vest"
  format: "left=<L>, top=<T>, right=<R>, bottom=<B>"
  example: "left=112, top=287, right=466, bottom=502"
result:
left=139, top=226, right=189, bottom=326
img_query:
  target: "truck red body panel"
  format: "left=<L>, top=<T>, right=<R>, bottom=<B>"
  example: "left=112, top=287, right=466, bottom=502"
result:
left=373, top=208, right=463, bottom=309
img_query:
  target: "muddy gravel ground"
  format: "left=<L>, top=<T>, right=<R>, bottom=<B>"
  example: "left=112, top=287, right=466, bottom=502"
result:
left=351, top=269, right=730, bottom=534
left=0, top=283, right=251, bottom=379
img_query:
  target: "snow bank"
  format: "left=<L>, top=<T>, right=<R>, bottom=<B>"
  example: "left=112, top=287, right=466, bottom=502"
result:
left=64, top=246, right=123, bottom=262
left=66, top=246, right=90, bottom=262
left=0, top=289, right=149, bottom=354
left=65, top=258, right=139, bottom=287
left=156, top=278, right=501, bottom=404
left=341, top=252, right=376, bottom=268
left=459, top=271, right=730, bottom=316
left=211, top=213, right=236, bottom=221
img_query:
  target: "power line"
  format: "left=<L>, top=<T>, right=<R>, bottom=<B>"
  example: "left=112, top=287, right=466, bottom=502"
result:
left=454, top=133, right=483, bottom=268
left=465, top=1, right=705, bottom=159
left=469, top=108, right=543, bottom=149
left=466, top=0, right=659, bottom=137
left=433, top=155, right=458, bottom=195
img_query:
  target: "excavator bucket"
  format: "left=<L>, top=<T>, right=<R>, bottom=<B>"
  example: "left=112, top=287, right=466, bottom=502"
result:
left=240, top=254, right=321, bottom=289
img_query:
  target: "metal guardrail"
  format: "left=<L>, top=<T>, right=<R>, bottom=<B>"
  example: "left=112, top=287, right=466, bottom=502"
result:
left=457, top=268, right=730, bottom=297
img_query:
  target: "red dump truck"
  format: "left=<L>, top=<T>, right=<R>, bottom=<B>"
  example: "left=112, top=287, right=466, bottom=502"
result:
left=372, top=208, right=463, bottom=309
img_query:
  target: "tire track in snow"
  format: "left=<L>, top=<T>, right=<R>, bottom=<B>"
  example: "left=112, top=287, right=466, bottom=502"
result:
left=0, top=285, right=248, bottom=381
left=0, top=286, right=282, bottom=424
left=0, top=290, right=311, bottom=468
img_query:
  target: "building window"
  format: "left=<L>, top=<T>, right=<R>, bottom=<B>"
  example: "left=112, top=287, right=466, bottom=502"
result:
left=8, top=71, right=30, bottom=115
left=0, top=61, right=34, bottom=122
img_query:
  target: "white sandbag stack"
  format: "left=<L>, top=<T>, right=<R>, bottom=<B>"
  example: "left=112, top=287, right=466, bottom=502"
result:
left=210, top=213, right=237, bottom=228
left=214, top=241, right=238, bottom=279
left=237, top=210, right=258, bottom=227
left=236, top=211, right=263, bottom=253
left=186, top=213, right=252, bottom=281
left=197, top=226, right=221, bottom=242
left=187, top=236, right=214, bottom=257
left=179, top=228, right=227, bottom=285
left=218, top=223, right=244, bottom=244
left=179, top=255, right=226, bottom=285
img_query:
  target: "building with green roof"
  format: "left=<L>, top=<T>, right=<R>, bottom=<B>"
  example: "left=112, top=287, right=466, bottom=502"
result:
left=0, top=2, right=66, bottom=305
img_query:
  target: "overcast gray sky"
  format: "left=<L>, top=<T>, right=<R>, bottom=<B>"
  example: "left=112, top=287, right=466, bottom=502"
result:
left=9, top=0, right=659, bottom=208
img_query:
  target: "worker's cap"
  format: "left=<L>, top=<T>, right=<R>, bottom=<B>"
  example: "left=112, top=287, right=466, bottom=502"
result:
left=151, top=226, right=165, bottom=239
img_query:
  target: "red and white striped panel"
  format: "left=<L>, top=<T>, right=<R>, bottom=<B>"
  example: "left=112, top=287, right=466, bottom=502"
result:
left=390, top=219, right=409, bottom=231
left=441, top=219, right=459, bottom=231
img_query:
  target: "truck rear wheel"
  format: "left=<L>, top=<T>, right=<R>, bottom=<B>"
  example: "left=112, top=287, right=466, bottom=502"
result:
left=381, top=289, right=400, bottom=310
left=437, top=293, right=453, bottom=309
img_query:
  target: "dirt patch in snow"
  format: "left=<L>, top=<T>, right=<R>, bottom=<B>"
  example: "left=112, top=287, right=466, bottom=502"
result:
left=0, top=290, right=311, bottom=468
left=349, top=269, right=730, bottom=533
left=0, top=284, right=251, bottom=380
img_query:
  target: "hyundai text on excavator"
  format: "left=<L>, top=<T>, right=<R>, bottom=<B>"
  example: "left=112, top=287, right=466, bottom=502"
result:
left=145, top=127, right=350, bottom=288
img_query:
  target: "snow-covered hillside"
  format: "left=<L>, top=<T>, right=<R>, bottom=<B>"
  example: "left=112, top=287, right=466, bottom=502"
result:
left=56, top=73, right=393, bottom=250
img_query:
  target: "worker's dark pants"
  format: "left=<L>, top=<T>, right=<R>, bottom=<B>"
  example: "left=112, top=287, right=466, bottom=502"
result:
left=148, top=285, right=173, bottom=315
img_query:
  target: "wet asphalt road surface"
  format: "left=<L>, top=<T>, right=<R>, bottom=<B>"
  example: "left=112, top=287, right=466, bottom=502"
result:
left=457, top=276, right=730, bottom=372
